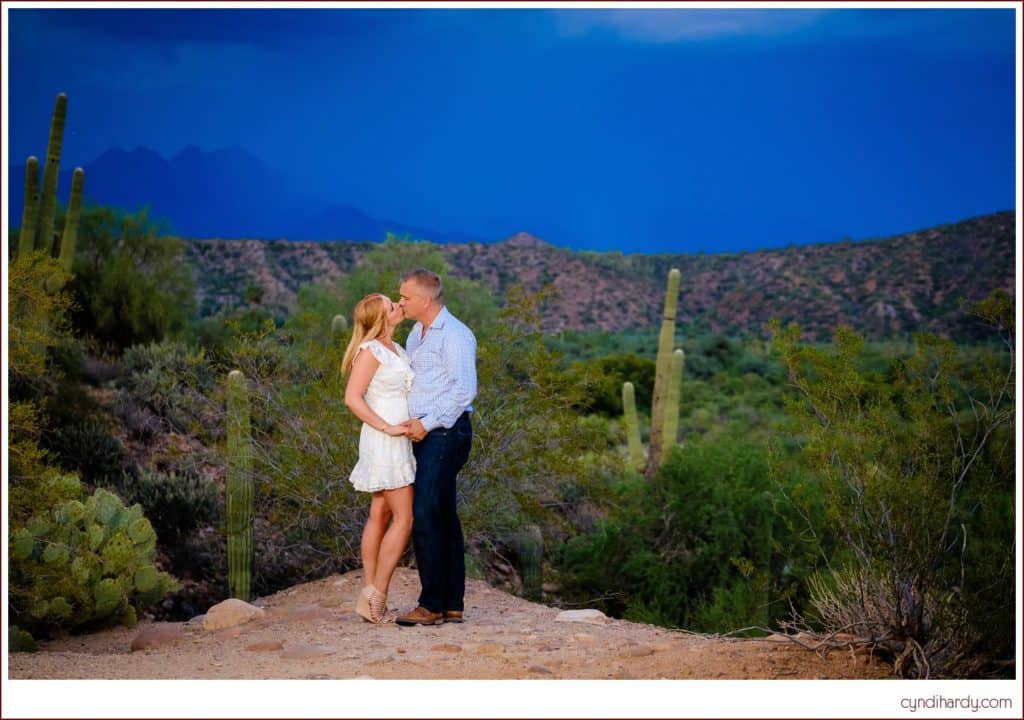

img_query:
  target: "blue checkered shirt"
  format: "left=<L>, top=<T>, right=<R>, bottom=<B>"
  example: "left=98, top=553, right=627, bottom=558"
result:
left=405, top=306, right=477, bottom=432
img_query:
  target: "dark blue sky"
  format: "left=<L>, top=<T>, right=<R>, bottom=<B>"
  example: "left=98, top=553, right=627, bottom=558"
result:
left=6, top=6, right=1018, bottom=253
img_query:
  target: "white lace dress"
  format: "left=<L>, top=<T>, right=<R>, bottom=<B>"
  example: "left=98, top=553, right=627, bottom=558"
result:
left=348, top=339, right=417, bottom=493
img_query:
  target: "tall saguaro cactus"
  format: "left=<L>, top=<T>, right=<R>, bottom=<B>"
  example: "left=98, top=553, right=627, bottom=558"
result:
left=226, top=370, right=254, bottom=602
left=619, top=269, right=686, bottom=476
left=16, top=92, right=85, bottom=279
left=622, top=381, right=645, bottom=470
left=645, top=268, right=681, bottom=478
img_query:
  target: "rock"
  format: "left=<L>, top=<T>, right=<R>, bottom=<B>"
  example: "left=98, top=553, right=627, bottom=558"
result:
left=215, top=626, right=244, bottom=640
left=281, top=644, right=333, bottom=659
left=185, top=614, right=206, bottom=627
left=130, top=625, right=185, bottom=652
left=474, top=643, right=506, bottom=655
left=246, top=641, right=284, bottom=652
left=528, top=665, right=554, bottom=675
left=620, top=643, right=654, bottom=658
left=396, top=647, right=407, bottom=654
left=202, top=599, right=265, bottom=631
left=430, top=643, right=463, bottom=653
left=555, top=609, right=611, bottom=625
left=572, top=633, right=597, bottom=644
left=652, top=642, right=673, bottom=653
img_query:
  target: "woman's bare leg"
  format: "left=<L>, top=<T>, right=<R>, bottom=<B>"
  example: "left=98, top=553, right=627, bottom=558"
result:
left=361, top=492, right=392, bottom=588
left=371, top=485, right=414, bottom=595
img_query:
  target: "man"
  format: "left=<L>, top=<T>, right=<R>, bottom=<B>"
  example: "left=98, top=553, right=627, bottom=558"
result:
left=395, top=268, right=477, bottom=626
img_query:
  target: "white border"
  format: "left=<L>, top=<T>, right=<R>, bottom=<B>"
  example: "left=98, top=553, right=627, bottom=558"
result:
left=3, top=2, right=1021, bottom=719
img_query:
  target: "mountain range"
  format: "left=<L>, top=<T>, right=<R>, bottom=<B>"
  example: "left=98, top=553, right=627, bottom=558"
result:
left=8, top=145, right=480, bottom=243
left=183, top=211, right=1015, bottom=341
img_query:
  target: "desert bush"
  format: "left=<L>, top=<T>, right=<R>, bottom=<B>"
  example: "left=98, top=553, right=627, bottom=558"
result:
left=47, top=421, right=125, bottom=487
left=9, top=482, right=180, bottom=641
left=769, top=289, right=1015, bottom=678
left=64, top=205, right=196, bottom=353
left=113, top=467, right=220, bottom=545
left=556, top=436, right=816, bottom=633
left=119, top=340, right=219, bottom=438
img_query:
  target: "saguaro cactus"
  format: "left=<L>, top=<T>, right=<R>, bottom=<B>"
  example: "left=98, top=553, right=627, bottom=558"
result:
left=622, top=381, right=645, bottom=470
left=646, top=268, right=681, bottom=477
left=331, top=313, right=348, bottom=339
left=16, top=92, right=85, bottom=278
left=516, top=524, right=544, bottom=601
left=226, top=370, right=254, bottom=602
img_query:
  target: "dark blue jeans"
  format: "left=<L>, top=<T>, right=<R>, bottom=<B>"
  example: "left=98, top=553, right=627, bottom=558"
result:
left=412, top=412, right=472, bottom=613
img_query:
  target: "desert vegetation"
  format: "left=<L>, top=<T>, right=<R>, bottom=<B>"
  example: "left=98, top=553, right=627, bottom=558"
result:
left=7, top=95, right=1016, bottom=678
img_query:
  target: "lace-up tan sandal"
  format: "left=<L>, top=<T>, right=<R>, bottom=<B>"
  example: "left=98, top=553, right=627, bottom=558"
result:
left=369, top=587, right=395, bottom=624
left=355, top=585, right=375, bottom=623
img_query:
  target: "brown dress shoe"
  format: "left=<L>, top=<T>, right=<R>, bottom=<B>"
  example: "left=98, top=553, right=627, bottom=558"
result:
left=443, top=610, right=464, bottom=623
left=395, top=606, right=444, bottom=626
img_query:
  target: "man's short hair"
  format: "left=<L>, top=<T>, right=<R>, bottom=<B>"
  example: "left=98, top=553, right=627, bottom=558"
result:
left=401, top=268, right=443, bottom=302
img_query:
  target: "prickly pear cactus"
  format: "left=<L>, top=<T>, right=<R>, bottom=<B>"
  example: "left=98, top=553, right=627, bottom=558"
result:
left=8, top=479, right=179, bottom=642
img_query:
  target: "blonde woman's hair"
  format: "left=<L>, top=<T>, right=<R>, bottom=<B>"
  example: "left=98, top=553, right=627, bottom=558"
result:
left=341, top=294, right=389, bottom=375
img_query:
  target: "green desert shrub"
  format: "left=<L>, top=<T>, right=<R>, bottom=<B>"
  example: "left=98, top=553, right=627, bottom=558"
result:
left=120, top=340, right=218, bottom=437
left=64, top=205, right=197, bottom=354
left=114, top=467, right=220, bottom=544
left=9, top=481, right=180, bottom=640
left=770, top=289, right=1015, bottom=677
left=47, top=421, right=125, bottom=487
left=556, top=436, right=815, bottom=634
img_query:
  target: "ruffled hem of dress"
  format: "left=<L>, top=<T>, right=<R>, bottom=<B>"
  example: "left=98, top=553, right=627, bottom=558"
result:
left=348, top=460, right=416, bottom=493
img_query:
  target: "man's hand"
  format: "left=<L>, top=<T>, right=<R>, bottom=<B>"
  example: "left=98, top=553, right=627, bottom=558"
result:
left=406, top=418, right=428, bottom=442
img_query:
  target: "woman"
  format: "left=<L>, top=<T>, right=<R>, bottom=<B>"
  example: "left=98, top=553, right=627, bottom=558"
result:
left=341, top=293, right=416, bottom=624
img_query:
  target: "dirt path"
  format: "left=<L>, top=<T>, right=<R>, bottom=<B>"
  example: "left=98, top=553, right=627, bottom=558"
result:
left=8, top=568, right=892, bottom=680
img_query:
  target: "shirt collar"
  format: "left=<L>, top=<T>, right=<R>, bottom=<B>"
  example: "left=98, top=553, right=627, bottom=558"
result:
left=425, top=305, right=450, bottom=331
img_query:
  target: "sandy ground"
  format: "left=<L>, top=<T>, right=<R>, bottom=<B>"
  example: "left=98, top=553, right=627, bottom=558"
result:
left=8, top=567, right=892, bottom=680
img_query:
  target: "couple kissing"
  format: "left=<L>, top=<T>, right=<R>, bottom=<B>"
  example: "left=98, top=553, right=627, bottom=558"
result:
left=341, top=268, right=476, bottom=626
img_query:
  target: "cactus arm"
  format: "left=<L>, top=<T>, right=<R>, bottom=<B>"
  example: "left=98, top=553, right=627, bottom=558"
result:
left=646, top=267, right=681, bottom=477
left=226, top=370, right=254, bottom=601
left=18, top=157, right=40, bottom=258
left=622, top=381, right=645, bottom=470
left=58, top=168, right=85, bottom=272
left=661, top=348, right=685, bottom=463
left=36, top=93, right=67, bottom=255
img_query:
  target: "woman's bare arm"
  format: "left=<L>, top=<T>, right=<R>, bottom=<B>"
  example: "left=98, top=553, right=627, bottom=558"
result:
left=344, top=348, right=408, bottom=436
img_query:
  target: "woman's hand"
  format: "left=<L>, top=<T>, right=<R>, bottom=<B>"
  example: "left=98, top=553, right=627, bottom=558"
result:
left=382, top=423, right=410, bottom=437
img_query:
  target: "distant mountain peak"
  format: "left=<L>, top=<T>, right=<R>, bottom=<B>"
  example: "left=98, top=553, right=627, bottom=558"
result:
left=501, top=232, right=550, bottom=248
